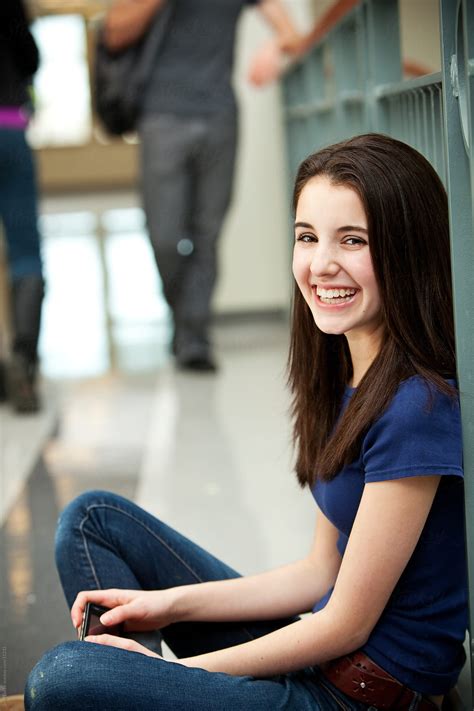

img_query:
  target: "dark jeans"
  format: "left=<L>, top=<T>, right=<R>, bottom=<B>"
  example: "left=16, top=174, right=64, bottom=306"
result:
left=139, top=112, right=237, bottom=357
left=0, top=127, right=42, bottom=279
left=25, top=491, right=374, bottom=710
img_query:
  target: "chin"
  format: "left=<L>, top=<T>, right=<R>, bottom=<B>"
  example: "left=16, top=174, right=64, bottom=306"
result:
left=312, top=318, right=347, bottom=336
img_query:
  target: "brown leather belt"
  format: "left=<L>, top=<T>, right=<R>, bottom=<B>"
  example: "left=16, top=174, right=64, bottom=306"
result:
left=320, top=651, right=439, bottom=710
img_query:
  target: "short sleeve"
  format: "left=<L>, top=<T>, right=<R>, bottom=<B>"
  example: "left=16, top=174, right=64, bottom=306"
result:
left=362, top=377, right=463, bottom=483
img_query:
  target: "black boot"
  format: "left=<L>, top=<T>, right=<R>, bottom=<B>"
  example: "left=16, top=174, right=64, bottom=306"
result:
left=7, top=274, right=44, bottom=413
left=6, top=351, right=40, bottom=412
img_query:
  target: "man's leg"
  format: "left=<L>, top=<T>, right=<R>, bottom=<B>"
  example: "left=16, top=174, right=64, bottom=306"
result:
left=173, top=112, right=238, bottom=370
left=139, top=114, right=199, bottom=340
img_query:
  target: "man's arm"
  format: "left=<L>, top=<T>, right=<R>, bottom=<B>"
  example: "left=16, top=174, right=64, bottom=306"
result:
left=258, top=0, right=302, bottom=54
left=248, top=0, right=304, bottom=86
left=104, top=0, right=165, bottom=53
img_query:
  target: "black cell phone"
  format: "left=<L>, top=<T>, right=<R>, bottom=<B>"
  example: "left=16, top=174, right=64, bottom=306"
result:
left=79, top=602, right=124, bottom=641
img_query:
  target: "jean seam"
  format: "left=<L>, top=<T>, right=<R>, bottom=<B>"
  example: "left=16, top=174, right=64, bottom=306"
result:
left=80, top=502, right=220, bottom=586
left=79, top=512, right=102, bottom=590
left=317, top=679, right=352, bottom=711
left=408, top=693, right=422, bottom=711
left=77, top=502, right=261, bottom=644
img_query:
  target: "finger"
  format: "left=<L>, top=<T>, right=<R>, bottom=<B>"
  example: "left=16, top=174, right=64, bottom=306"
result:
left=100, top=598, right=155, bottom=629
left=71, top=589, right=132, bottom=628
left=248, top=69, right=264, bottom=87
left=71, top=590, right=104, bottom=628
left=85, top=635, right=160, bottom=658
left=99, top=602, right=134, bottom=626
left=85, top=634, right=131, bottom=649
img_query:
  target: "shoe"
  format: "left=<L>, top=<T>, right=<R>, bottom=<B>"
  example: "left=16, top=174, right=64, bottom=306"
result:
left=176, top=342, right=218, bottom=373
left=6, top=352, right=41, bottom=413
left=177, top=354, right=218, bottom=372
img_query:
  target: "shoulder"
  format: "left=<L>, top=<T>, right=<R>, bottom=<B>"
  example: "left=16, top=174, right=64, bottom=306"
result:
left=371, top=375, right=459, bottom=429
left=362, top=376, right=463, bottom=483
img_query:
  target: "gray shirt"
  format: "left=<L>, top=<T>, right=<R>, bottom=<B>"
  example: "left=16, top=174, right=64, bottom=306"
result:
left=143, top=0, right=260, bottom=117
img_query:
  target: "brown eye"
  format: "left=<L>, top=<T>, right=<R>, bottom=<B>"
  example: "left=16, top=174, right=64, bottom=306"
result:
left=344, top=236, right=366, bottom=246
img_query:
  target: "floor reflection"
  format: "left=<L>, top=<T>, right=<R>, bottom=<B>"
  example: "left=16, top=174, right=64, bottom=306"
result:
left=38, top=193, right=171, bottom=379
left=1, top=319, right=316, bottom=695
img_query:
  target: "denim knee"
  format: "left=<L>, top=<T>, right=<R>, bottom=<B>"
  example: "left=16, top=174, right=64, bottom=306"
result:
left=25, top=642, right=86, bottom=710
left=55, top=490, right=123, bottom=551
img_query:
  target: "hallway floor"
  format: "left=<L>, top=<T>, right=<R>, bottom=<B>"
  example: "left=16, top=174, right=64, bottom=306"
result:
left=0, top=317, right=316, bottom=696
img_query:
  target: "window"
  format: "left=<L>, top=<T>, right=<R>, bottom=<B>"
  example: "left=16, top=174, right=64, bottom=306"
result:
left=28, top=14, right=92, bottom=148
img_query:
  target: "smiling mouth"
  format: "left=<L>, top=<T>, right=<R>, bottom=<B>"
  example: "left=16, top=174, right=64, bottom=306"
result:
left=314, top=286, right=357, bottom=305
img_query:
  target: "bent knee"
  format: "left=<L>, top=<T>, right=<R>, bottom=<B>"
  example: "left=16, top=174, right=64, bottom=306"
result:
left=55, top=490, right=122, bottom=546
left=25, top=642, right=88, bottom=710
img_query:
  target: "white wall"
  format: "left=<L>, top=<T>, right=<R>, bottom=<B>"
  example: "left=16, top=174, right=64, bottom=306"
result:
left=215, top=1, right=315, bottom=314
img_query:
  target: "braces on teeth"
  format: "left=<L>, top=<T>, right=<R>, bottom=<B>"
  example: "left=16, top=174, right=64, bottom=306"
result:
left=316, top=287, right=356, bottom=298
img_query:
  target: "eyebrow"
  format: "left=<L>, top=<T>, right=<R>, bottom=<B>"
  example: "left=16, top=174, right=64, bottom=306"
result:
left=294, top=221, right=368, bottom=233
left=294, top=221, right=313, bottom=229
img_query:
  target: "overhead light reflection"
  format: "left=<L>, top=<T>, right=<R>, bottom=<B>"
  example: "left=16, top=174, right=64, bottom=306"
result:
left=5, top=495, right=33, bottom=622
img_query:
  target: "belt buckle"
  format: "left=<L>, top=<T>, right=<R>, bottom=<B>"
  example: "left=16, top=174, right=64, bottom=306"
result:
left=321, top=653, right=414, bottom=710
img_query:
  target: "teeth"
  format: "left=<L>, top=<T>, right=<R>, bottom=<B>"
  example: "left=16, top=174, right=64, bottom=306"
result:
left=316, top=287, right=356, bottom=298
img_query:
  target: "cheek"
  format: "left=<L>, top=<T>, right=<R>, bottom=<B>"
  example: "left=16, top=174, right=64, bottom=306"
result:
left=362, top=269, right=382, bottom=312
left=356, top=257, right=378, bottom=293
left=292, top=249, right=306, bottom=286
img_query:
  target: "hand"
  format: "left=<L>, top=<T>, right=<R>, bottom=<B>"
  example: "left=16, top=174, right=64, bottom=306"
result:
left=84, top=634, right=190, bottom=666
left=247, top=38, right=285, bottom=87
left=71, top=588, right=180, bottom=634
left=84, top=634, right=161, bottom=658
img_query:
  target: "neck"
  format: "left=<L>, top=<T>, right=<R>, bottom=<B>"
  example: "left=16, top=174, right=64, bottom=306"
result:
left=347, top=325, right=384, bottom=387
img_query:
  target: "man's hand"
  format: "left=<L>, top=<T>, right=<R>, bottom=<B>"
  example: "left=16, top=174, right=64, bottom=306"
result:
left=248, top=37, right=288, bottom=86
left=249, top=0, right=304, bottom=87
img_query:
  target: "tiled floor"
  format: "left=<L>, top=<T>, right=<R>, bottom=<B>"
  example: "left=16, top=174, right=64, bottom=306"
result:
left=0, top=318, right=316, bottom=696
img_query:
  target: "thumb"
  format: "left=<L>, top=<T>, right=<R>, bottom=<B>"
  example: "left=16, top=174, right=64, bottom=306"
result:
left=100, top=602, right=136, bottom=626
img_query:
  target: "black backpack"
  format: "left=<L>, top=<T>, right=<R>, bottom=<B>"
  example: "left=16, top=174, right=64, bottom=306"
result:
left=93, top=2, right=173, bottom=136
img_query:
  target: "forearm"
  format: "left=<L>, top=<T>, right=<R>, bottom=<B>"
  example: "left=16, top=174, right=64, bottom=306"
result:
left=180, top=608, right=363, bottom=677
left=259, top=0, right=303, bottom=56
left=104, top=0, right=164, bottom=52
left=173, top=558, right=335, bottom=624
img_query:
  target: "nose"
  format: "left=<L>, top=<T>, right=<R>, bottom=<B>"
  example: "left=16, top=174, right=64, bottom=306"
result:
left=309, top=243, right=339, bottom=277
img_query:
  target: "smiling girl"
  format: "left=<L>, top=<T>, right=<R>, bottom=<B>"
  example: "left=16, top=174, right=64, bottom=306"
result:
left=26, top=135, right=467, bottom=710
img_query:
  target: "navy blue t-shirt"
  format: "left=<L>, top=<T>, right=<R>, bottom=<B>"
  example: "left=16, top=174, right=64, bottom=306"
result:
left=143, top=0, right=261, bottom=116
left=312, top=376, right=467, bottom=696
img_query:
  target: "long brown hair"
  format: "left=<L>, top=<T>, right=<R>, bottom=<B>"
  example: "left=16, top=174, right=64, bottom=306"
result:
left=288, top=134, right=456, bottom=487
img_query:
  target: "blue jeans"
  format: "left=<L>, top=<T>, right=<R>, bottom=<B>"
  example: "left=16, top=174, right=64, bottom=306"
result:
left=0, top=127, right=42, bottom=279
left=25, top=491, right=374, bottom=710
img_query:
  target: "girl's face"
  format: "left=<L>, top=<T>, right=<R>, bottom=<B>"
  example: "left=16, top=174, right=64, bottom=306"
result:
left=292, top=176, right=383, bottom=349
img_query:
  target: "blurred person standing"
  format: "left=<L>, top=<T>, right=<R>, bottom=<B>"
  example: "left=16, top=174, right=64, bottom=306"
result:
left=0, top=0, right=44, bottom=412
left=104, top=0, right=302, bottom=372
